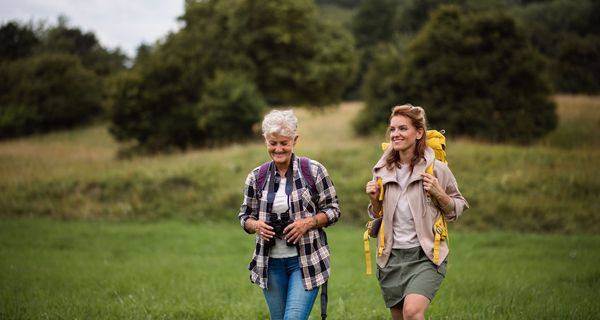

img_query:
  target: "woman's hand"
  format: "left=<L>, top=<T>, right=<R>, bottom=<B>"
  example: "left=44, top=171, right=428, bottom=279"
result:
left=365, top=179, right=380, bottom=202
left=421, top=172, right=444, bottom=198
left=248, top=219, right=274, bottom=241
left=421, top=173, right=454, bottom=213
left=366, top=178, right=383, bottom=215
left=283, top=217, right=316, bottom=244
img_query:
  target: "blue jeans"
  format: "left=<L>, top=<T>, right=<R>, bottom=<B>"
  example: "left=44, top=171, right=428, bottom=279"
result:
left=263, top=256, right=319, bottom=320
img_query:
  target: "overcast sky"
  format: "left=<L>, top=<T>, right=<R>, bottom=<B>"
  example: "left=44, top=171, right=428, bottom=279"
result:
left=0, top=0, right=184, bottom=57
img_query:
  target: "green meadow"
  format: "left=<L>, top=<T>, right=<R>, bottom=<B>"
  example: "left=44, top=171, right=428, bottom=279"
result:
left=1, top=220, right=598, bottom=319
left=1, top=95, right=600, bottom=318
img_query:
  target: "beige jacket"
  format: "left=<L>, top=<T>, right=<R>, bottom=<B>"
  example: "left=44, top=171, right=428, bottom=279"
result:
left=368, top=147, right=469, bottom=268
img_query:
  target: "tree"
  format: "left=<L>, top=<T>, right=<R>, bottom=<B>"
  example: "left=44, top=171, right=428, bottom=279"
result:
left=39, top=16, right=127, bottom=77
left=514, top=0, right=600, bottom=93
left=0, top=53, right=102, bottom=138
left=351, top=0, right=397, bottom=49
left=195, top=72, right=266, bottom=145
left=110, top=0, right=357, bottom=151
left=358, top=5, right=557, bottom=143
left=181, top=0, right=357, bottom=107
left=0, top=22, right=39, bottom=61
left=353, top=42, right=406, bottom=135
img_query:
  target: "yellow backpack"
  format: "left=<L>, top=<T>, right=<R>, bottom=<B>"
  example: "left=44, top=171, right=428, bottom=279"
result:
left=363, top=130, right=449, bottom=275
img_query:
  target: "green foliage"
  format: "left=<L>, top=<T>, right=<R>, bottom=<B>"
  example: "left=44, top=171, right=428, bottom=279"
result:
left=196, top=72, right=266, bottom=145
left=351, top=0, right=600, bottom=100
left=110, top=0, right=357, bottom=151
left=511, top=0, right=600, bottom=93
left=0, top=22, right=39, bottom=61
left=108, top=53, right=202, bottom=152
left=351, top=0, right=398, bottom=49
left=353, top=42, right=405, bottom=135
left=0, top=19, right=127, bottom=139
left=316, top=0, right=363, bottom=9
left=37, top=16, right=128, bottom=77
left=553, top=33, right=600, bottom=93
left=349, top=0, right=455, bottom=100
left=0, top=53, right=102, bottom=138
left=393, top=0, right=458, bottom=34
left=358, top=5, right=558, bottom=143
left=1, top=220, right=599, bottom=319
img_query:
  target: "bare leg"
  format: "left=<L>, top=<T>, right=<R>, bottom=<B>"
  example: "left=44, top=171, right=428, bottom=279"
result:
left=390, top=302, right=404, bottom=320
left=402, top=294, right=430, bottom=320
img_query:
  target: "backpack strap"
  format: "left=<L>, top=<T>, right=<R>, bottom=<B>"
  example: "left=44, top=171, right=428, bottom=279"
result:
left=299, top=156, right=316, bottom=193
left=320, top=280, right=328, bottom=320
left=255, top=157, right=316, bottom=199
left=255, top=161, right=271, bottom=199
left=298, top=156, right=329, bottom=319
left=427, top=161, right=449, bottom=265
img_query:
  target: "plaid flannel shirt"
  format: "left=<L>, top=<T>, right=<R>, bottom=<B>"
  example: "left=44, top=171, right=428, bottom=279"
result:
left=238, top=154, right=340, bottom=290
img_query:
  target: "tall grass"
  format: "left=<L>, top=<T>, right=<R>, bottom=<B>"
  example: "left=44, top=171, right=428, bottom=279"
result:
left=0, top=97, right=599, bottom=233
left=1, top=219, right=598, bottom=319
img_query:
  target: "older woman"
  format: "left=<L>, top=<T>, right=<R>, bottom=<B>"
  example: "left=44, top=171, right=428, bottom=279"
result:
left=365, top=104, right=468, bottom=320
left=238, top=109, right=340, bottom=320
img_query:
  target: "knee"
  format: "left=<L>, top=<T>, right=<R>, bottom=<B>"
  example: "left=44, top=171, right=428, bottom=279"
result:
left=402, top=304, right=425, bottom=320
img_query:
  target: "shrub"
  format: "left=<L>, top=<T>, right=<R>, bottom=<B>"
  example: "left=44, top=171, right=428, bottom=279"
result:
left=195, top=72, right=266, bottom=145
left=0, top=53, right=102, bottom=138
left=357, top=5, right=558, bottom=143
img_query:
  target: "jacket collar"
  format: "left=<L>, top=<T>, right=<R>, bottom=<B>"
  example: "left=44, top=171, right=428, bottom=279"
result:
left=372, top=147, right=435, bottom=185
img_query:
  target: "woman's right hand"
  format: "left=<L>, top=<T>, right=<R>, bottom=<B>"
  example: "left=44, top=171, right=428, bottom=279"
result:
left=365, top=178, right=381, bottom=202
left=249, top=219, right=274, bottom=241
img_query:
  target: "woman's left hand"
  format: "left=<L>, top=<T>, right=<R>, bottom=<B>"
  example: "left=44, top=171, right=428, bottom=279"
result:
left=283, top=218, right=314, bottom=244
left=421, top=172, right=445, bottom=199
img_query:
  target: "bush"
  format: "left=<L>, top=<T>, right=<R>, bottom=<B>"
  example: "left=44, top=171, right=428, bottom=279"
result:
left=554, top=33, right=600, bottom=94
left=0, top=53, right=102, bottom=138
left=195, top=72, right=266, bottom=145
left=108, top=54, right=202, bottom=152
left=357, top=5, right=558, bottom=143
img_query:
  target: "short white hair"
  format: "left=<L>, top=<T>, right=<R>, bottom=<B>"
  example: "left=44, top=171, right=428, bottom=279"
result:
left=262, top=109, right=298, bottom=138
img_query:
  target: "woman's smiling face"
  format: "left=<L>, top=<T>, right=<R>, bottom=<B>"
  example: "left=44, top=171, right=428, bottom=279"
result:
left=265, top=133, right=297, bottom=167
left=389, top=115, right=423, bottom=154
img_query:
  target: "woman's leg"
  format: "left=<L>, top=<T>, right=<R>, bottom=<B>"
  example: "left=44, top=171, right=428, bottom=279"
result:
left=390, top=303, right=404, bottom=320
left=401, top=294, right=430, bottom=320
left=283, top=258, right=319, bottom=320
left=263, top=258, right=288, bottom=320
left=390, top=293, right=430, bottom=320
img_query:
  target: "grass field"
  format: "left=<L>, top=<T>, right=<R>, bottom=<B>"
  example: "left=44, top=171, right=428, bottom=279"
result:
left=1, top=219, right=598, bottom=319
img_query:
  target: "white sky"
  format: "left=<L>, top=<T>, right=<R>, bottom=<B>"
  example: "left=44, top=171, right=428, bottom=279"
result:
left=0, top=0, right=184, bottom=57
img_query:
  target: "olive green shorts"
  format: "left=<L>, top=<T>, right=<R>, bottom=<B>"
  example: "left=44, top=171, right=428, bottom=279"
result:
left=376, top=247, right=447, bottom=308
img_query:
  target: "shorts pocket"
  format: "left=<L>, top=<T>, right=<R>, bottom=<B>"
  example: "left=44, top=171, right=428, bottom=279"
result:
left=436, top=259, right=448, bottom=276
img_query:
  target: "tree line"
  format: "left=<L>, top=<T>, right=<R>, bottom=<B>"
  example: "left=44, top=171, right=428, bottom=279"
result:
left=1, top=0, right=598, bottom=149
left=0, top=16, right=127, bottom=138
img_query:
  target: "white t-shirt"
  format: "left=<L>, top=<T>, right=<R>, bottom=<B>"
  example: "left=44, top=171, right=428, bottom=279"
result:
left=268, top=177, right=298, bottom=258
left=392, top=165, right=420, bottom=249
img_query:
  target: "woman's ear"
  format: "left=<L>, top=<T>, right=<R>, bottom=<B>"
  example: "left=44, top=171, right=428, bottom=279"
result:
left=416, top=128, right=425, bottom=141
